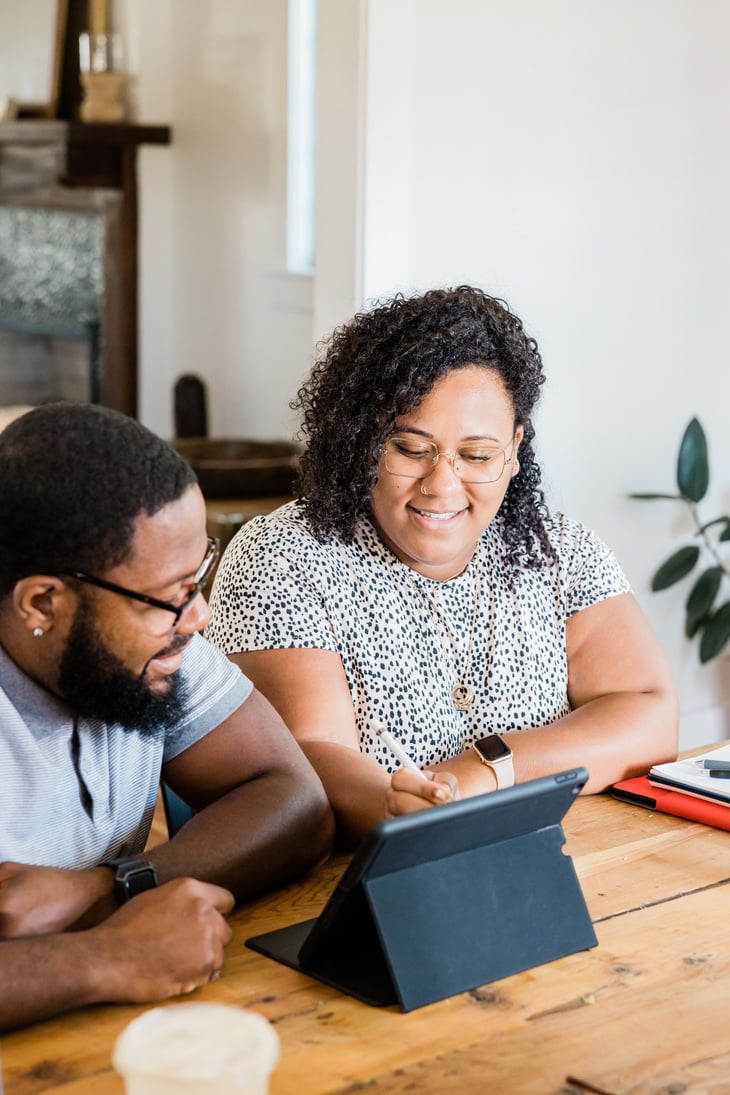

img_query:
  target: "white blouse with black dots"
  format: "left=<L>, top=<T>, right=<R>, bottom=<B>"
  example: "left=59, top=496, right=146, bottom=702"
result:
left=206, top=501, right=631, bottom=772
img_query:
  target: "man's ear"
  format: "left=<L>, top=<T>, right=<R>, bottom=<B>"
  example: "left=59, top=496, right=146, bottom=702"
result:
left=13, top=576, right=73, bottom=638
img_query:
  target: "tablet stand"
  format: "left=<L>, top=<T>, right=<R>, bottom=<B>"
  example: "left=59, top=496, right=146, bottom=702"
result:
left=247, top=820, right=597, bottom=1012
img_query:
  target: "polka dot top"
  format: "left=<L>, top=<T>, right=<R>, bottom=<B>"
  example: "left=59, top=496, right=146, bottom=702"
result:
left=206, top=501, right=631, bottom=772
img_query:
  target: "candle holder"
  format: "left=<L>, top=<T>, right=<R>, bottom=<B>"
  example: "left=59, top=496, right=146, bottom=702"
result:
left=78, top=32, right=126, bottom=123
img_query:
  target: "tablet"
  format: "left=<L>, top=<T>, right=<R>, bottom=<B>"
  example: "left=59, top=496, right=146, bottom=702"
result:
left=246, top=768, right=596, bottom=1011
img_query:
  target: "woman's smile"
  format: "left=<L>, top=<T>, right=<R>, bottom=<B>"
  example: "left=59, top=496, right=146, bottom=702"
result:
left=407, top=503, right=467, bottom=522
left=369, top=365, right=522, bottom=582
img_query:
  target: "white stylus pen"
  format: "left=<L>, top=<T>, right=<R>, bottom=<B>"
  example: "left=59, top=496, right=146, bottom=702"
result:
left=375, top=725, right=429, bottom=780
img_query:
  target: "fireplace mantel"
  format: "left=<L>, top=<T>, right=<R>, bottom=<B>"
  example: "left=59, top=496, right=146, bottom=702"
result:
left=0, top=121, right=171, bottom=417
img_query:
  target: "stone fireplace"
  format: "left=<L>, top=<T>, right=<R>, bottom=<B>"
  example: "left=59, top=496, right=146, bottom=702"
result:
left=0, top=120, right=170, bottom=417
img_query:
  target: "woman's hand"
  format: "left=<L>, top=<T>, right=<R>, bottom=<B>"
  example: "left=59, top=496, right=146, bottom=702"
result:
left=384, top=767, right=459, bottom=818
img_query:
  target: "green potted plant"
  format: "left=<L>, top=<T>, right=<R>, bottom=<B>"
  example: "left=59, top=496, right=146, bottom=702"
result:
left=630, top=417, right=730, bottom=663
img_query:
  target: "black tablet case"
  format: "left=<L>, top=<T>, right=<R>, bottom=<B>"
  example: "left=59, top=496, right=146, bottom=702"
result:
left=247, top=769, right=597, bottom=1012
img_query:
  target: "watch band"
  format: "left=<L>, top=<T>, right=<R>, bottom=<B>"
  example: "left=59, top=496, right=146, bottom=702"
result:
left=472, top=733, right=515, bottom=790
left=103, top=856, right=159, bottom=904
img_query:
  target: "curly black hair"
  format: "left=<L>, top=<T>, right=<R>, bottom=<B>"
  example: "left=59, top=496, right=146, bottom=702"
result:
left=293, top=284, right=554, bottom=568
left=0, top=402, right=196, bottom=598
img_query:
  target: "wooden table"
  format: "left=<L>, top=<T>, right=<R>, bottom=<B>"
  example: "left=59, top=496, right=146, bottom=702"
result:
left=3, top=791, right=730, bottom=1095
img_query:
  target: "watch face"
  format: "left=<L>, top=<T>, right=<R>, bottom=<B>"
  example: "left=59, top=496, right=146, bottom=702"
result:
left=479, top=735, right=512, bottom=762
left=125, top=866, right=157, bottom=897
left=114, top=859, right=158, bottom=902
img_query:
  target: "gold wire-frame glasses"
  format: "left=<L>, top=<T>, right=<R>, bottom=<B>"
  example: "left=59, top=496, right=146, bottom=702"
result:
left=382, top=435, right=516, bottom=484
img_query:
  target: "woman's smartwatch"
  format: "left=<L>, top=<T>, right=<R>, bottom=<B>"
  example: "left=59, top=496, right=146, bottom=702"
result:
left=103, top=856, right=159, bottom=904
left=472, top=733, right=515, bottom=789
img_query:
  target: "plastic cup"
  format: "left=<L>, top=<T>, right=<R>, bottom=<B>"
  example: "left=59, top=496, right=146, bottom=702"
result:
left=112, top=1003, right=280, bottom=1094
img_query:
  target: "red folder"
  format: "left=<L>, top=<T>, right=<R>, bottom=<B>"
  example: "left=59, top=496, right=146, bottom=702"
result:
left=612, top=775, right=730, bottom=832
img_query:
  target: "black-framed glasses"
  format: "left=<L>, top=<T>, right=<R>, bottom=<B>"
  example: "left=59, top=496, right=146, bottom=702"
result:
left=382, top=435, right=517, bottom=484
left=59, top=536, right=220, bottom=626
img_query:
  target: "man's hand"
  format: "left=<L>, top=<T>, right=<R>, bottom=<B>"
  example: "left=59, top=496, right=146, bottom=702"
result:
left=88, top=878, right=234, bottom=1001
left=0, top=861, right=116, bottom=938
left=0, top=877, right=236, bottom=1032
left=384, top=768, right=459, bottom=819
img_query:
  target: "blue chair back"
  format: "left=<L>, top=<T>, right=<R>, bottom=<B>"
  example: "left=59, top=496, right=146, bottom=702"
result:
left=160, top=783, right=194, bottom=836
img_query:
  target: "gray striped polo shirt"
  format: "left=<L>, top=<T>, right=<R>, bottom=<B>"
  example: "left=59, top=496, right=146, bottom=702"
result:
left=0, top=632, right=251, bottom=869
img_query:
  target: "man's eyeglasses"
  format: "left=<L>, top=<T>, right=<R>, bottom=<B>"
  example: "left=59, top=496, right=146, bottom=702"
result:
left=59, top=536, right=220, bottom=626
left=382, top=436, right=517, bottom=484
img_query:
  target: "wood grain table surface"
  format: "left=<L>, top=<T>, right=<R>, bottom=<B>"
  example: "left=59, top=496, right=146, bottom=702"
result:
left=3, top=777, right=729, bottom=1095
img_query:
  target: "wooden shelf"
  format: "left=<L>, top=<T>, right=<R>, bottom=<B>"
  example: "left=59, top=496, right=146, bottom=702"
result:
left=0, top=120, right=171, bottom=145
left=0, top=121, right=171, bottom=417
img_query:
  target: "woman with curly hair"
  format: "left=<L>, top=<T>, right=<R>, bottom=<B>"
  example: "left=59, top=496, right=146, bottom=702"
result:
left=207, top=285, right=677, bottom=846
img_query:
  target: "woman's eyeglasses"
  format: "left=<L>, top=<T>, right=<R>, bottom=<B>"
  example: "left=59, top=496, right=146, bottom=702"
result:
left=382, top=436, right=516, bottom=484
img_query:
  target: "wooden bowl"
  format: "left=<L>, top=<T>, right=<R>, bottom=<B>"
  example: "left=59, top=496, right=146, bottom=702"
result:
left=173, top=438, right=301, bottom=499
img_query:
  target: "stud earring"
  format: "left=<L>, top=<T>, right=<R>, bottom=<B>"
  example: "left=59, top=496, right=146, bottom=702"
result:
left=32, top=626, right=44, bottom=638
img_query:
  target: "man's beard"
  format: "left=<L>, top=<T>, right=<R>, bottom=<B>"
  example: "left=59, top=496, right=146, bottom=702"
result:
left=58, top=599, right=189, bottom=737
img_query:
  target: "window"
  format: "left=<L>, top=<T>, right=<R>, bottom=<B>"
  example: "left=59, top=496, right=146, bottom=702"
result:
left=287, top=0, right=318, bottom=273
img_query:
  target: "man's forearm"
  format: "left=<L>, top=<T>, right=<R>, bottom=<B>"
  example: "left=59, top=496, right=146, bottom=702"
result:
left=1, top=879, right=236, bottom=1032
left=148, top=771, right=334, bottom=901
left=0, top=933, right=106, bottom=1032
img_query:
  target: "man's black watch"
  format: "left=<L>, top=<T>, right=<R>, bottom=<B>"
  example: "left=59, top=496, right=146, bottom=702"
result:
left=103, top=856, right=159, bottom=904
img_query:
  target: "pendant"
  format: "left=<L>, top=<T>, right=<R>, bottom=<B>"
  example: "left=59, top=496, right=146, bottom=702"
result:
left=452, top=684, right=475, bottom=711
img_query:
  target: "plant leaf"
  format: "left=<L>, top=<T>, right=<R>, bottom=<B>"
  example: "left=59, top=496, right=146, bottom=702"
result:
left=699, top=602, right=730, bottom=663
left=651, top=545, right=700, bottom=591
left=686, top=613, right=706, bottom=639
left=677, top=417, right=709, bottom=502
left=685, top=566, right=723, bottom=627
left=699, top=515, right=730, bottom=534
left=627, top=492, right=682, bottom=501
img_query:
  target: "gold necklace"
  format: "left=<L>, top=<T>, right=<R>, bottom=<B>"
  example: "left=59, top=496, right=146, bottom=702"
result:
left=401, top=560, right=481, bottom=712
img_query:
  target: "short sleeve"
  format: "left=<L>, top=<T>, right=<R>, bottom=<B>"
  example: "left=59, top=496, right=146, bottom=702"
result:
left=551, top=515, right=632, bottom=618
left=206, top=509, right=341, bottom=656
left=162, top=632, right=252, bottom=762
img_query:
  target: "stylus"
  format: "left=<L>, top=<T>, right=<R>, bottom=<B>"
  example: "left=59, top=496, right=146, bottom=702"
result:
left=697, top=758, right=730, bottom=771
left=375, top=726, right=428, bottom=780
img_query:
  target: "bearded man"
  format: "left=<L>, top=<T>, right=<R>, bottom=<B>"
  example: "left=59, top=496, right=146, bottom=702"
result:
left=0, top=401, right=332, bottom=1031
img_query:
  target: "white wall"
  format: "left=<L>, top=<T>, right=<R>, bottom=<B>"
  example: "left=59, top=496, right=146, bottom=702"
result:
left=124, top=0, right=730, bottom=747
left=316, top=0, right=730, bottom=747
left=118, top=0, right=314, bottom=441
left=311, top=0, right=364, bottom=339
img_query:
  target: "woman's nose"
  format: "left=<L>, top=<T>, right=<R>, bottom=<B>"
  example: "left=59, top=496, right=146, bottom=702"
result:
left=421, top=450, right=461, bottom=490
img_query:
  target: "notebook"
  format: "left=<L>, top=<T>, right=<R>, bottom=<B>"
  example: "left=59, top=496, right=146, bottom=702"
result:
left=246, top=769, right=597, bottom=1012
left=612, top=774, right=730, bottom=831
left=647, top=745, right=730, bottom=807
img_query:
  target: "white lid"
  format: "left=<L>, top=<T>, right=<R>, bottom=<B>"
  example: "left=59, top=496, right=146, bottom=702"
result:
left=112, top=1003, right=280, bottom=1083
